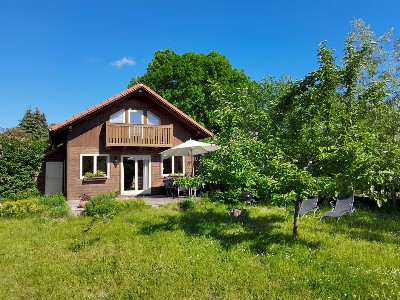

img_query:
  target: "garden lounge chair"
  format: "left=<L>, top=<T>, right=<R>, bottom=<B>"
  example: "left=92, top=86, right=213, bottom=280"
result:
left=320, top=194, right=355, bottom=221
left=286, top=196, right=319, bottom=218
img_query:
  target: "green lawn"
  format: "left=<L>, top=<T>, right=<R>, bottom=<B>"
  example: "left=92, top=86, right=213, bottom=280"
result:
left=0, top=200, right=399, bottom=299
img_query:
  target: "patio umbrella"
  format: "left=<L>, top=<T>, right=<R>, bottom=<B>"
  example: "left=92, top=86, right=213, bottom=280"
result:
left=160, top=139, right=219, bottom=175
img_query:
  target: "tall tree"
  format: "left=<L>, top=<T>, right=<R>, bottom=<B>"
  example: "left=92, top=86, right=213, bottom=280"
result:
left=203, top=19, right=400, bottom=235
left=18, top=107, right=49, bottom=141
left=269, top=19, right=400, bottom=207
left=129, top=49, right=255, bottom=132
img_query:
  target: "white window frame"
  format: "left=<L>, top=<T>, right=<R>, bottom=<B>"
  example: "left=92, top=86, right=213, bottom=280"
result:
left=128, top=109, right=144, bottom=124
left=147, top=111, right=161, bottom=125
left=110, top=109, right=125, bottom=123
left=80, top=154, right=110, bottom=179
left=161, top=155, right=186, bottom=176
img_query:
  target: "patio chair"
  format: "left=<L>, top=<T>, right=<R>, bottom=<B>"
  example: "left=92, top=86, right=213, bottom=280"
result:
left=163, top=178, right=176, bottom=198
left=320, top=194, right=355, bottom=221
left=286, top=196, right=319, bottom=218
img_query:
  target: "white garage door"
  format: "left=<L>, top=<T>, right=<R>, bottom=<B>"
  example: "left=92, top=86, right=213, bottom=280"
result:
left=45, top=161, right=63, bottom=195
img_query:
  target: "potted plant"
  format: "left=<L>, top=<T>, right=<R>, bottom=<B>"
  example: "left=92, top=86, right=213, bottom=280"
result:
left=83, top=170, right=107, bottom=182
left=79, top=193, right=91, bottom=208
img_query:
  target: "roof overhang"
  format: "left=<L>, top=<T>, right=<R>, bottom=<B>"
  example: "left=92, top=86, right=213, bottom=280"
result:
left=49, top=83, right=212, bottom=138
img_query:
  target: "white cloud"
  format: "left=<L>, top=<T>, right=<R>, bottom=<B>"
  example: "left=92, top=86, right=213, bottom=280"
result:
left=111, top=57, right=136, bottom=68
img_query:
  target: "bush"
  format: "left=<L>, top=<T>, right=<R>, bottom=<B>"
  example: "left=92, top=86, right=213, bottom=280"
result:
left=37, top=193, right=69, bottom=218
left=178, top=199, right=196, bottom=211
left=7, top=190, right=40, bottom=202
left=0, top=193, right=69, bottom=218
left=0, top=131, right=48, bottom=199
left=115, top=199, right=146, bottom=211
left=37, top=192, right=65, bottom=207
left=85, top=193, right=117, bottom=217
left=0, top=199, right=46, bottom=218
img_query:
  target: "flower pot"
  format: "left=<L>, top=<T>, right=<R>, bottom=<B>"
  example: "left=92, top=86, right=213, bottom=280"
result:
left=79, top=199, right=88, bottom=208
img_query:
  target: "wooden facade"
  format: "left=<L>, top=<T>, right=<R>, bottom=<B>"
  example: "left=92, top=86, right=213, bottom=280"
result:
left=44, top=84, right=212, bottom=200
left=105, top=122, right=173, bottom=147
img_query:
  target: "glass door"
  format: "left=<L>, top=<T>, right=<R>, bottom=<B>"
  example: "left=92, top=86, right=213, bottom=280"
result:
left=121, top=156, right=151, bottom=195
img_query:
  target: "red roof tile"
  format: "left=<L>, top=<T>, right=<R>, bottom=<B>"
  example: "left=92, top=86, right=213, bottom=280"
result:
left=49, top=83, right=212, bottom=137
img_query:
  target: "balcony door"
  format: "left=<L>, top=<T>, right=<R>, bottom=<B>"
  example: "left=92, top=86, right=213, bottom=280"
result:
left=121, top=155, right=151, bottom=195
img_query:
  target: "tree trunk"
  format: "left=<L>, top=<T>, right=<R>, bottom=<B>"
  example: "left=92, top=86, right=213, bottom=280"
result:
left=293, top=199, right=301, bottom=236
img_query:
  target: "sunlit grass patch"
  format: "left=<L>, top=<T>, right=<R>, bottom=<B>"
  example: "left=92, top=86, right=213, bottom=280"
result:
left=0, top=200, right=399, bottom=299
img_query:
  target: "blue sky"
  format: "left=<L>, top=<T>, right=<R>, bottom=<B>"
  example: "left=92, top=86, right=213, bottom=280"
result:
left=1, top=0, right=399, bottom=129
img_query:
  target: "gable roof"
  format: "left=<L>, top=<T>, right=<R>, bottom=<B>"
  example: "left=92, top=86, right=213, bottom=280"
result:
left=49, top=83, right=212, bottom=137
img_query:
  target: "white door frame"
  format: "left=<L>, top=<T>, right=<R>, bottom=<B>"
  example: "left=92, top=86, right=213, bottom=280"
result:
left=121, top=155, right=151, bottom=196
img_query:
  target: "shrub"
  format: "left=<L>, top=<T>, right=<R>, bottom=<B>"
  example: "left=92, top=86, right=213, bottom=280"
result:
left=115, top=199, right=146, bottom=211
left=178, top=199, right=196, bottom=211
left=37, top=193, right=69, bottom=218
left=0, top=199, right=46, bottom=218
left=7, top=189, right=40, bottom=202
left=108, top=189, right=120, bottom=199
left=0, top=193, right=69, bottom=218
left=37, top=192, right=65, bottom=207
left=0, top=131, right=47, bottom=199
left=85, top=193, right=117, bottom=217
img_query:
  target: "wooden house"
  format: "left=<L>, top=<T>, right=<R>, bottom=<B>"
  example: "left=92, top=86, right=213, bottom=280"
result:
left=42, top=83, right=212, bottom=200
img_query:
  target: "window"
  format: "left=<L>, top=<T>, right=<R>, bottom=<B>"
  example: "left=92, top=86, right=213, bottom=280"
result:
left=162, top=155, right=184, bottom=176
left=129, top=110, right=143, bottom=124
left=147, top=111, right=161, bottom=125
left=80, top=154, right=109, bottom=177
left=110, top=110, right=125, bottom=123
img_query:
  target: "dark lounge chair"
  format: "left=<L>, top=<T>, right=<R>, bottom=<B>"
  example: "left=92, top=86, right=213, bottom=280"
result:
left=320, top=194, right=355, bottom=221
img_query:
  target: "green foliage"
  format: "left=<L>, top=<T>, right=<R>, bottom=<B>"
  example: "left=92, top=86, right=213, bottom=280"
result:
left=85, top=193, right=117, bottom=217
left=200, top=20, right=400, bottom=235
left=84, top=170, right=106, bottom=178
left=129, top=49, right=255, bottom=132
left=174, top=176, right=204, bottom=189
left=94, top=170, right=105, bottom=177
left=177, top=198, right=195, bottom=211
left=0, top=129, right=47, bottom=199
left=37, top=193, right=69, bottom=218
left=0, top=193, right=68, bottom=218
left=200, top=80, right=314, bottom=205
left=0, top=199, right=46, bottom=218
left=115, top=198, right=146, bottom=210
left=286, top=19, right=400, bottom=205
left=18, top=107, right=49, bottom=141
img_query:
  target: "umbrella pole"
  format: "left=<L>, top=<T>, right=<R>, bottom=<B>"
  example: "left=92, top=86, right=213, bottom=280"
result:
left=189, top=149, right=194, bottom=177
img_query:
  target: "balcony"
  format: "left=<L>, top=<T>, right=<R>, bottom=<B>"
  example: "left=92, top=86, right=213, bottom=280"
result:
left=106, top=121, right=173, bottom=147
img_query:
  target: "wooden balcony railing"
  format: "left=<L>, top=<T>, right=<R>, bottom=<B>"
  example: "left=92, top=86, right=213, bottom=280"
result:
left=106, top=121, right=173, bottom=147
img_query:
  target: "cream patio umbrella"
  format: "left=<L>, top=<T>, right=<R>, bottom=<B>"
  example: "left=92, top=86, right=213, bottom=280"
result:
left=160, top=139, right=219, bottom=176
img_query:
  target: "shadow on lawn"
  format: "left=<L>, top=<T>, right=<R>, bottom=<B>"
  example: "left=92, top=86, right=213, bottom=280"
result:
left=319, top=206, right=400, bottom=245
left=139, top=209, right=321, bottom=254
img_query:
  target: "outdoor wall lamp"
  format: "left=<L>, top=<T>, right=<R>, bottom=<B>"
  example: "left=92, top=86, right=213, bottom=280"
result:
left=113, top=156, right=119, bottom=167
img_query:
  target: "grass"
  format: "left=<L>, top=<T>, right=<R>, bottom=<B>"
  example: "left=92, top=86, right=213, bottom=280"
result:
left=0, top=199, right=399, bottom=299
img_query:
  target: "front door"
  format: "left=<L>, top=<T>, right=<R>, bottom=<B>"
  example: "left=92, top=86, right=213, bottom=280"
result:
left=121, top=155, right=151, bottom=195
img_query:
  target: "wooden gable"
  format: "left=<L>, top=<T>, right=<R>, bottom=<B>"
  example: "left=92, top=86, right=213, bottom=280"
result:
left=49, top=83, right=212, bottom=148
